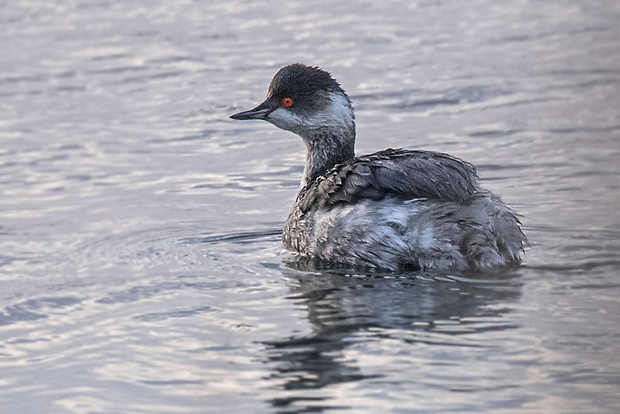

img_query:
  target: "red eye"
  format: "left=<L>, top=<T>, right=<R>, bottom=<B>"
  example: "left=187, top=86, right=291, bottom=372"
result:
left=281, top=97, right=294, bottom=108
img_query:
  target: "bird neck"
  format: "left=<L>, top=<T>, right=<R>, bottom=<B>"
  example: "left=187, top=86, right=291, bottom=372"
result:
left=301, top=126, right=355, bottom=186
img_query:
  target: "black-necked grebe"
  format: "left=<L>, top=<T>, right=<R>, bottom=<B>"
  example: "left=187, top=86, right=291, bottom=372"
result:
left=230, top=64, right=526, bottom=271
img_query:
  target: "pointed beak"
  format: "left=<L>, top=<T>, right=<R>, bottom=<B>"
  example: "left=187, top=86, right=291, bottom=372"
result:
left=230, top=100, right=278, bottom=121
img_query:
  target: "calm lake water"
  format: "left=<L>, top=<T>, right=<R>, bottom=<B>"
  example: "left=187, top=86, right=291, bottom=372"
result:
left=1, top=1, right=619, bottom=413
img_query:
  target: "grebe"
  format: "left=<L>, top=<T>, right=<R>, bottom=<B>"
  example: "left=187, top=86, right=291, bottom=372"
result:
left=230, top=64, right=526, bottom=271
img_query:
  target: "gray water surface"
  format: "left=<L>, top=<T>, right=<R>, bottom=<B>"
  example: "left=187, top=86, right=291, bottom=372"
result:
left=1, top=1, right=620, bottom=413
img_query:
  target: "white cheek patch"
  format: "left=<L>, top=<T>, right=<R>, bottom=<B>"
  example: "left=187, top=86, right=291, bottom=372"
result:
left=305, top=93, right=355, bottom=134
left=267, top=107, right=303, bottom=132
left=266, top=92, right=355, bottom=136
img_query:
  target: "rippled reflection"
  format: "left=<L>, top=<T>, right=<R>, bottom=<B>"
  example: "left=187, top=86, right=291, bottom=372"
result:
left=264, top=269, right=523, bottom=410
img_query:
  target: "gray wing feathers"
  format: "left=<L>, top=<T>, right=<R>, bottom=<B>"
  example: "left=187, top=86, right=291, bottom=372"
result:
left=301, top=148, right=481, bottom=212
